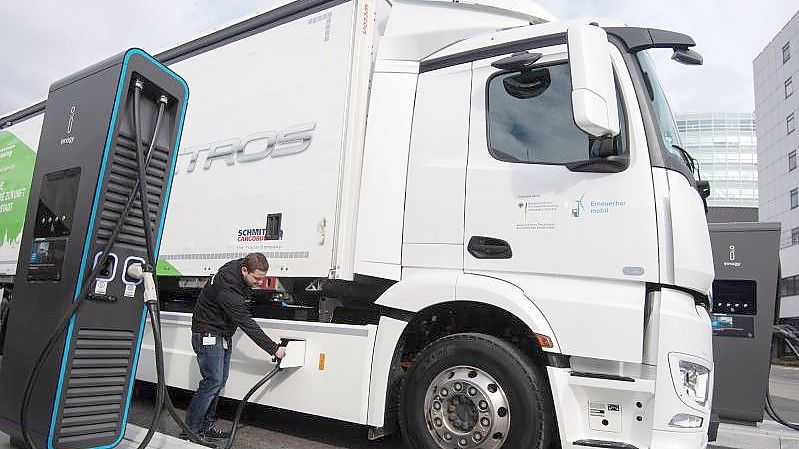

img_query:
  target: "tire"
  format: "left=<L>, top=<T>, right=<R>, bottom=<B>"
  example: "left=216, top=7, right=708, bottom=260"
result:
left=400, top=333, right=554, bottom=449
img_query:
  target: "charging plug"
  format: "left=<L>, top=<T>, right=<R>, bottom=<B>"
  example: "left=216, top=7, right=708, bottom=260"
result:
left=127, top=263, right=144, bottom=281
left=278, top=340, right=306, bottom=369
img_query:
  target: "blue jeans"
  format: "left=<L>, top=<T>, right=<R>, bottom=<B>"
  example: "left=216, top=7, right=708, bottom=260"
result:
left=185, top=332, right=232, bottom=434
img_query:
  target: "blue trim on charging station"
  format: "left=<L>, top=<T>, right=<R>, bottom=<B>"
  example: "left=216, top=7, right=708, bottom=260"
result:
left=47, top=48, right=189, bottom=449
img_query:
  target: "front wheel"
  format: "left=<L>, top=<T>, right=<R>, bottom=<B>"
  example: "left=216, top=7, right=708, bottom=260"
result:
left=400, top=333, right=554, bottom=449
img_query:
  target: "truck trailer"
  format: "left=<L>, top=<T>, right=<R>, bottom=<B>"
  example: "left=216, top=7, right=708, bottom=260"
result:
left=0, top=0, right=715, bottom=448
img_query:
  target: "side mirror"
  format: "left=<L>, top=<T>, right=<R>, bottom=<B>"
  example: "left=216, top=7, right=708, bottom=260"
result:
left=568, top=25, right=620, bottom=138
left=696, top=180, right=710, bottom=214
left=672, top=48, right=703, bottom=66
left=696, top=180, right=710, bottom=199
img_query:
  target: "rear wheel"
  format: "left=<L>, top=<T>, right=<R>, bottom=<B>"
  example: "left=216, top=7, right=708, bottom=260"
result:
left=400, top=333, right=554, bottom=449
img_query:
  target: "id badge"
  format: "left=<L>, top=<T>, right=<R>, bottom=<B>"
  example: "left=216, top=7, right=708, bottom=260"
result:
left=203, top=336, right=216, bottom=346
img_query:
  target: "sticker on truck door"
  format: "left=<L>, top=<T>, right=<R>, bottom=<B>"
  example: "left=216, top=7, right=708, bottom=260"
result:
left=516, top=194, right=558, bottom=230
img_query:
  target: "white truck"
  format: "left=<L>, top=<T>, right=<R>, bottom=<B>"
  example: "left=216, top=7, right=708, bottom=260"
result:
left=0, top=0, right=716, bottom=448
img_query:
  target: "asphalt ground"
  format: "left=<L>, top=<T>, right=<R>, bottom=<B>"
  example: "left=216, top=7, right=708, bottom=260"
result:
left=128, top=383, right=405, bottom=449
left=767, top=364, right=799, bottom=425
left=128, top=364, right=799, bottom=449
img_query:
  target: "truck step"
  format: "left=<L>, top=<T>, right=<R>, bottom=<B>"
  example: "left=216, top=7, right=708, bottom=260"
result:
left=567, top=371, right=655, bottom=394
left=570, top=371, right=635, bottom=382
left=573, top=440, right=639, bottom=449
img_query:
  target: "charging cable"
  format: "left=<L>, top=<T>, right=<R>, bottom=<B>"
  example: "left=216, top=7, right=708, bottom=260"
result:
left=765, top=324, right=799, bottom=431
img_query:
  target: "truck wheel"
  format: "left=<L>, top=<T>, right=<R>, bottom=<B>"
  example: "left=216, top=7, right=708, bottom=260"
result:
left=400, top=333, right=554, bottom=449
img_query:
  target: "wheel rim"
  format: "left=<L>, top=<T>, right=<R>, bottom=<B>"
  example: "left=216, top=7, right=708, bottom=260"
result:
left=424, top=365, right=510, bottom=449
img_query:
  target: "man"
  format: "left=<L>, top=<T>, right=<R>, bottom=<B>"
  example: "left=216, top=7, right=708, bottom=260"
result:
left=183, top=253, right=286, bottom=440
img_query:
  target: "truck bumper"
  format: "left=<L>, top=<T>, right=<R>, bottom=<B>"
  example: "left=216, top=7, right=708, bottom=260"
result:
left=547, top=288, right=714, bottom=449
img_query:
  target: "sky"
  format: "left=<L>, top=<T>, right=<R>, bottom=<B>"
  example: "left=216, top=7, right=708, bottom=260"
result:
left=0, top=0, right=797, bottom=117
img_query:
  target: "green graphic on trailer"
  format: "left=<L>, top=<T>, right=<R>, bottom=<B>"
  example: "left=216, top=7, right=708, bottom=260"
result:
left=0, top=131, right=36, bottom=245
left=156, top=258, right=182, bottom=276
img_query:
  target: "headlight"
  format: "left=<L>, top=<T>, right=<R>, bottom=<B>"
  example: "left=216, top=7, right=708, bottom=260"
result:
left=676, top=360, right=710, bottom=407
left=679, top=361, right=710, bottom=407
left=669, top=413, right=703, bottom=429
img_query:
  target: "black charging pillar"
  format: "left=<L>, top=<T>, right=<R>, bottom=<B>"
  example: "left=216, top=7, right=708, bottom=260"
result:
left=709, top=222, right=781, bottom=423
left=0, top=49, right=187, bottom=449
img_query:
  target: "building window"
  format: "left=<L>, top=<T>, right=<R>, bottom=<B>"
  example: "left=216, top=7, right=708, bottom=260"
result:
left=792, top=188, right=799, bottom=209
left=789, top=113, right=796, bottom=134
left=788, top=77, right=795, bottom=98
left=791, top=151, right=797, bottom=171
left=784, top=276, right=797, bottom=296
left=793, top=227, right=799, bottom=245
left=782, top=274, right=799, bottom=296
left=785, top=42, right=792, bottom=64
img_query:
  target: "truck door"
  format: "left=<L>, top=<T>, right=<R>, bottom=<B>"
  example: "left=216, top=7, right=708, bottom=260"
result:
left=463, top=43, right=659, bottom=363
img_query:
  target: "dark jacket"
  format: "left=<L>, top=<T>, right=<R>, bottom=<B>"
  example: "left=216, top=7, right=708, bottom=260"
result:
left=191, top=258, right=278, bottom=355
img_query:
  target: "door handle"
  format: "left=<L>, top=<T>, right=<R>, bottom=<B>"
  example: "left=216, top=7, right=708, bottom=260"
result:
left=468, top=236, right=512, bottom=259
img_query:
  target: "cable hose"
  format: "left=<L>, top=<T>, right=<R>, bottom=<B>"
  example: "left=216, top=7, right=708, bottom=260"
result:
left=132, top=79, right=167, bottom=449
left=132, top=82, right=159, bottom=268
left=134, top=86, right=219, bottom=448
left=132, top=82, right=167, bottom=449
left=765, top=324, right=799, bottom=432
left=145, top=302, right=215, bottom=447
left=221, top=361, right=283, bottom=449
left=142, top=304, right=166, bottom=448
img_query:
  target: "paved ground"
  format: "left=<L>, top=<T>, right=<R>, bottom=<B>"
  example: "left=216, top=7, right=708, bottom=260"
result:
left=130, top=380, right=799, bottom=449
left=129, top=384, right=405, bottom=449
left=128, top=362, right=799, bottom=449
left=0, top=424, right=217, bottom=449
left=711, top=420, right=799, bottom=449
left=769, top=365, right=799, bottom=425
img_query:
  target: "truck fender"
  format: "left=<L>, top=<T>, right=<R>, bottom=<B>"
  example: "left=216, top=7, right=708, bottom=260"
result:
left=366, top=271, right=560, bottom=427
left=374, top=271, right=559, bottom=349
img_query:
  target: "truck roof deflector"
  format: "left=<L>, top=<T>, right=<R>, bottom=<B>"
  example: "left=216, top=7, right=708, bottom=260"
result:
left=605, top=27, right=694, bottom=52
left=605, top=26, right=703, bottom=66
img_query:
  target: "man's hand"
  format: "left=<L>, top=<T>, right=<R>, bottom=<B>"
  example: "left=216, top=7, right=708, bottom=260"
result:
left=274, top=346, right=287, bottom=359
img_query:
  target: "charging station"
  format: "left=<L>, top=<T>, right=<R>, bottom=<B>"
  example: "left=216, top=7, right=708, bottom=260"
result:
left=0, top=49, right=187, bottom=449
left=708, top=222, right=781, bottom=423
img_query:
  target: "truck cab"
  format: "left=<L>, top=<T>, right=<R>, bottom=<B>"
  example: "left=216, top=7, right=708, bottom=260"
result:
left=356, top=4, right=715, bottom=448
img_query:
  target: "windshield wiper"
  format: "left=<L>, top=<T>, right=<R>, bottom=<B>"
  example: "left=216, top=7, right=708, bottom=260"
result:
left=672, top=144, right=700, bottom=179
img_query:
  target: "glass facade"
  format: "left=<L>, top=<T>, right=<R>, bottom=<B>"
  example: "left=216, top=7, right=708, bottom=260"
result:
left=676, top=113, right=758, bottom=208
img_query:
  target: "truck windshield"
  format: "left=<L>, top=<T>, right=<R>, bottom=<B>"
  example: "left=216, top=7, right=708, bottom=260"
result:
left=636, top=51, right=685, bottom=161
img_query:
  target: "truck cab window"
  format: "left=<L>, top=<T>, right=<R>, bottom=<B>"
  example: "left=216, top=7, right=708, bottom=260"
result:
left=487, top=62, right=627, bottom=165
left=637, top=51, right=684, bottom=158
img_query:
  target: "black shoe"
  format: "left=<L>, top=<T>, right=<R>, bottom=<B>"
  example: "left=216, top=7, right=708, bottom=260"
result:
left=203, top=427, right=231, bottom=440
left=179, top=432, right=210, bottom=442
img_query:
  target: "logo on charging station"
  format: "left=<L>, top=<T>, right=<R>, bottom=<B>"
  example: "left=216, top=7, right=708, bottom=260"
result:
left=60, top=105, right=77, bottom=146
left=723, top=245, right=742, bottom=268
